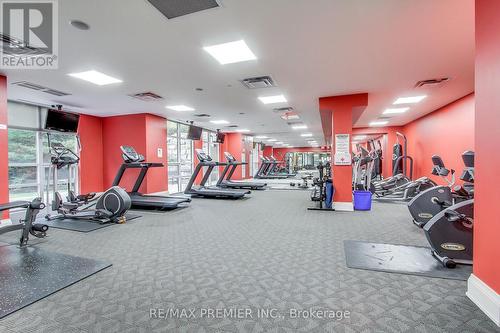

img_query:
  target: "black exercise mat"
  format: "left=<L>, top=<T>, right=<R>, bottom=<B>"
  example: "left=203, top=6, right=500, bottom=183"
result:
left=39, top=213, right=142, bottom=233
left=0, top=245, right=111, bottom=319
left=344, top=240, right=472, bottom=281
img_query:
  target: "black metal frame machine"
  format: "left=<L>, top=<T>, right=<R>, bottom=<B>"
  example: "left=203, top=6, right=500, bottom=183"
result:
left=0, top=198, right=48, bottom=246
left=184, top=149, right=250, bottom=199
left=408, top=151, right=474, bottom=227
left=45, top=138, right=132, bottom=224
left=113, top=145, right=191, bottom=210
left=308, top=162, right=335, bottom=211
left=217, top=152, right=267, bottom=190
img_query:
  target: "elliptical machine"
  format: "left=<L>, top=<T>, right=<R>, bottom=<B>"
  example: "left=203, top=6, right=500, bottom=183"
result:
left=45, top=135, right=131, bottom=224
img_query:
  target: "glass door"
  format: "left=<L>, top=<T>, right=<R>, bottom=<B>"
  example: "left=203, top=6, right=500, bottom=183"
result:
left=167, top=121, right=193, bottom=193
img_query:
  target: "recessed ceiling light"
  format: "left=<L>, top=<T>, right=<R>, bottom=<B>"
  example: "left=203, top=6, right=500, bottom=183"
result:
left=203, top=40, right=257, bottom=65
left=383, top=107, right=410, bottom=114
left=235, top=129, right=250, bottom=132
left=308, top=140, right=318, bottom=144
left=353, top=135, right=367, bottom=140
left=166, top=105, right=195, bottom=112
left=369, top=121, right=389, bottom=126
left=68, top=70, right=122, bottom=86
left=292, top=125, right=308, bottom=130
left=276, top=141, right=284, bottom=145
left=393, top=95, right=427, bottom=104
left=258, top=95, right=287, bottom=104
left=210, top=120, right=229, bottom=124
left=267, top=139, right=277, bottom=142
left=255, top=135, right=268, bottom=139
left=301, top=133, right=313, bottom=137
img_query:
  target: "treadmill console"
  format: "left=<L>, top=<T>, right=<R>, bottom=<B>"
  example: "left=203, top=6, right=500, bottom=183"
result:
left=224, top=152, right=235, bottom=162
left=120, top=145, right=144, bottom=163
left=196, top=149, right=212, bottom=162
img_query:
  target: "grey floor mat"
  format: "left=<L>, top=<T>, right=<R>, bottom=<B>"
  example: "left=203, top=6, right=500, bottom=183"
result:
left=40, top=213, right=141, bottom=232
left=0, top=245, right=111, bottom=319
left=344, top=240, right=472, bottom=280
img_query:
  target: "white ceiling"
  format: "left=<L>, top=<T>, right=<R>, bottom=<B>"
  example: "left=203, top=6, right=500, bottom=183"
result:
left=1, top=0, right=474, bottom=147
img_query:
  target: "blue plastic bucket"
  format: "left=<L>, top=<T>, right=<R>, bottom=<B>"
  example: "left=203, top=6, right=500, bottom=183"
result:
left=353, top=190, right=372, bottom=211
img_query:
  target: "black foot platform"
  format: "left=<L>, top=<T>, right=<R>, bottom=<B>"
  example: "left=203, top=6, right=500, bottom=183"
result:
left=40, top=213, right=141, bottom=232
left=344, top=240, right=472, bottom=281
left=0, top=245, right=112, bottom=318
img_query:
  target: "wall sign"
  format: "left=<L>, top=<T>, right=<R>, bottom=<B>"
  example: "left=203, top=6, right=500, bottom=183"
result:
left=334, top=134, right=351, bottom=165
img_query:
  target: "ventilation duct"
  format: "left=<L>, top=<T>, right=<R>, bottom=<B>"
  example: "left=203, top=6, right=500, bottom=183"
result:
left=12, top=81, right=71, bottom=96
left=129, top=92, right=164, bottom=101
left=147, top=0, right=220, bottom=19
left=415, top=77, right=450, bottom=88
left=273, top=107, right=294, bottom=113
left=241, top=76, right=276, bottom=89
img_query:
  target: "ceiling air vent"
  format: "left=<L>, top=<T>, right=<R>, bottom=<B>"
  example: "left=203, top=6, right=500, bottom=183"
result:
left=12, top=81, right=71, bottom=96
left=241, top=75, right=276, bottom=89
left=415, top=77, right=450, bottom=88
left=280, top=112, right=300, bottom=121
left=226, top=125, right=238, bottom=128
left=273, top=106, right=294, bottom=113
left=147, top=0, right=220, bottom=19
left=194, top=113, right=211, bottom=118
left=44, top=89, right=71, bottom=97
left=129, top=92, right=164, bottom=102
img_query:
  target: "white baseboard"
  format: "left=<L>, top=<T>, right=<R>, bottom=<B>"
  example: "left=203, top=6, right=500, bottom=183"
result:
left=333, top=201, right=354, bottom=211
left=467, top=273, right=500, bottom=326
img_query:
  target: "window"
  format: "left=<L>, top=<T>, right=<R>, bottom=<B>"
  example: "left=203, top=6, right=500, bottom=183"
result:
left=167, top=121, right=193, bottom=193
left=7, top=101, right=79, bottom=203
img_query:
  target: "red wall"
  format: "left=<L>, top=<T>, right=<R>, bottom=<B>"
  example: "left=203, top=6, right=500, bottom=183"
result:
left=474, top=0, right=500, bottom=293
left=102, top=114, right=147, bottom=192
left=263, top=146, right=273, bottom=157
left=353, top=94, right=474, bottom=185
left=144, top=114, right=168, bottom=193
left=225, top=133, right=243, bottom=180
left=403, top=94, right=475, bottom=185
left=78, top=115, right=104, bottom=193
left=0, top=76, right=7, bottom=218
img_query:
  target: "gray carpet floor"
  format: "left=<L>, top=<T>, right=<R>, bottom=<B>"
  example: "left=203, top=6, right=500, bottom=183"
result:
left=0, top=190, right=496, bottom=333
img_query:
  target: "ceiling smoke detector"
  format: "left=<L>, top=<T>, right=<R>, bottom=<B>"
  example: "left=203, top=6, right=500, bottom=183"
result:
left=129, top=92, right=164, bottom=102
left=241, top=75, right=276, bottom=89
left=415, top=77, right=450, bottom=88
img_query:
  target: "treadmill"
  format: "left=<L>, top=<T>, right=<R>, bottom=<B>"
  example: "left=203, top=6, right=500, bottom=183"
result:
left=268, top=156, right=296, bottom=178
left=112, top=146, right=191, bottom=210
left=255, top=157, right=288, bottom=179
left=216, top=152, right=267, bottom=190
left=184, top=149, right=250, bottom=199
